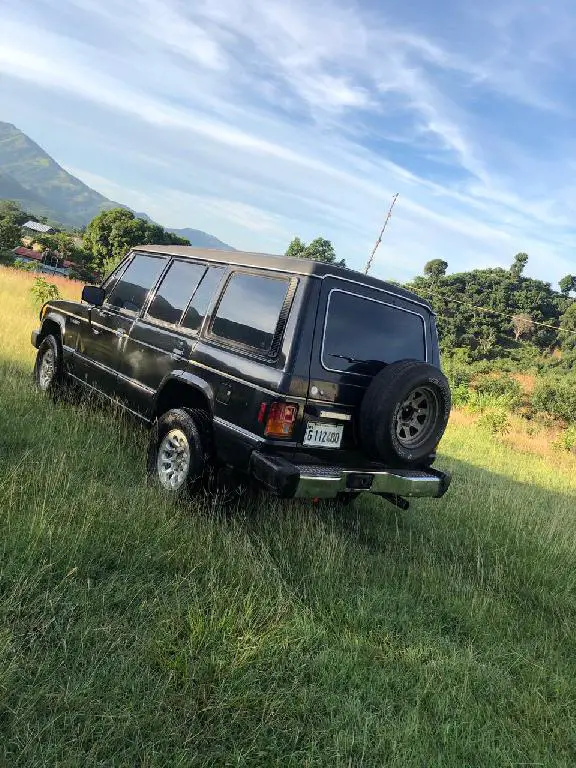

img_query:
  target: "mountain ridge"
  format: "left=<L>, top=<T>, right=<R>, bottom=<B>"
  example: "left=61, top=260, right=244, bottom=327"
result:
left=0, top=121, right=233, bottom=249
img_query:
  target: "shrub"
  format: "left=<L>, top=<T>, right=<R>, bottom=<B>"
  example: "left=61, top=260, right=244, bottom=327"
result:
left=14, top=260, right=38, bottom=272
left=450, top=383, right=471, bottom=408
left=532, top=377, right=576, bottom=424
left=473, top=375, right=523, bottom=408
left=477, top=409, right=511, bottom=437
left=0, top=249, right=16, bottom=266
left=556, top=425, right=576, bottom=453
left=30, top=276, right=61, bottom=307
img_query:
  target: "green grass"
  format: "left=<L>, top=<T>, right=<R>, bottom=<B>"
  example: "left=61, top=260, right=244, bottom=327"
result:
left=1, top=267, right=576, bottom=766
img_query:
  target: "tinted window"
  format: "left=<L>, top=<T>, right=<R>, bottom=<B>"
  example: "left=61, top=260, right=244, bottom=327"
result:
left=101, top=256, right=130, bottom=292
left=147, top=261, right=206, bottom=325
left=107, top=254, right=166, bottom=313
left=323, top=291, right=426, bottom=376
left=181, top=266, right=225, bottom=333
left=211, top=273, right=289, bottom=352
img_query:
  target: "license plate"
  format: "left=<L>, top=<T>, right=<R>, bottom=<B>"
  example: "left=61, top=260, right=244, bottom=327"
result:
left=303, top=422, right=343, bottom=448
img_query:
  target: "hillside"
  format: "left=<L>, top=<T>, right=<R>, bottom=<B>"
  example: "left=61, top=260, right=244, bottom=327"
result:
left=168, top=226, right=234, bottom=251
left=0, top=170, right=57, bottom=221
left=0, top=122, right=122, bottom=227
left=1, top=266, right=575, bottom=765
left=0, top=121, right=233, bottom=248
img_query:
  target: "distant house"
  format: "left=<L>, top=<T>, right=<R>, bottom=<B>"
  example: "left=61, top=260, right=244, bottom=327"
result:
left=13, top=246, right=73, bottom=276
left=22, top=220, right=56, bottom=235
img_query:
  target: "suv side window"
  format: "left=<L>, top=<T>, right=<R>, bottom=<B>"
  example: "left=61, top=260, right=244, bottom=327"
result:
left=146, top=260, right=206, bottom=326
left=210, top=272, right=290, bottom=353
left=101, top=255, right=132, bottom=292
left=106, top=253, right=167, bottom=314
left=181, top=266, right=225, bottom=333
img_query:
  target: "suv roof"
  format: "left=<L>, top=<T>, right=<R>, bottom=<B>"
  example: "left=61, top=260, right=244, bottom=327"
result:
left=139, top=245, right=431, bottom=310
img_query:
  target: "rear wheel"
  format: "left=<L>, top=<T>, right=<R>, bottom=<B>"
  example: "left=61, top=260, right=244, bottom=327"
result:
left=147, top=408, right=208, bottom=496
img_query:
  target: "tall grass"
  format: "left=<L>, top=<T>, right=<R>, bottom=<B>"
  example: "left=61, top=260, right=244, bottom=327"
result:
left=1, top=266, right=575, bottom=766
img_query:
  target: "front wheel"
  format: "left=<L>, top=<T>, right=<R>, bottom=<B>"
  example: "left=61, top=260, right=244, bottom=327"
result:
left=147, top=408, right=208, bottom=496
left=34, top=334, right=64, bottom=395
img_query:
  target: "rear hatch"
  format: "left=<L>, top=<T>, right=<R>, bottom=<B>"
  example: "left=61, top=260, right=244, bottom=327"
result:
left=295, top=276, right=437, bottom=466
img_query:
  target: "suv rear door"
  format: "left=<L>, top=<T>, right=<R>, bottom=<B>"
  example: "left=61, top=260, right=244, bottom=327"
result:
left=299, top=276, right=433, bottom=463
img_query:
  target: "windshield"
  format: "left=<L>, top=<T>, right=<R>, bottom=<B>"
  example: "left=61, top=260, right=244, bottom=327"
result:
left=322, top=290, right=427, bottom=376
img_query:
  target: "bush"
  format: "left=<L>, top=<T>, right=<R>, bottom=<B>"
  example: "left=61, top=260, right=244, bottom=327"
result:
left=450, top=383, right=471, bottom=408
left=477, top=409, right=511, bottom=437
left=30, top=276, right=61, bottom=307
left=0, top=249, right=16, bottom=266
left=14, top=260, right=38, bottom=272
left=554, top=425, right=576, bottom=453
left=473, top=375, right=523, bottom=408
left=532, top=377, right=576, bottom=424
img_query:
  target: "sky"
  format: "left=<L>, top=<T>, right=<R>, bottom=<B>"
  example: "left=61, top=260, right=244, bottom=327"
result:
left=1, top=0, right=576, bottom=286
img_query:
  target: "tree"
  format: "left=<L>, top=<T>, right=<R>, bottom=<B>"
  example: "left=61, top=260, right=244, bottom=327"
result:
left=83, top=208, right=135, bottom=269
left=511, top=313, right=534, bottom=341
left=0, top=216, right=21, bottom=251
left=510, top=252, right=529, bottom=279
left=84, top=208, right=190, bottom=272
left=559, top=274, right=576, bottom=296
left=36, top=231, right=91, bottom=267
left=0, top=200, right=28, bottom=226
left=285, top=236, right=346, bottom=266
left=558, top=301, right=576, bottom=360
left=423, top=259, right=448, bottom=280
left=285, top=236, right=306, bottom=260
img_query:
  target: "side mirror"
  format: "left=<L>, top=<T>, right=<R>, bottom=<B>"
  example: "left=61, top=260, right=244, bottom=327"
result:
left=81, top=285, right=106, bottom=307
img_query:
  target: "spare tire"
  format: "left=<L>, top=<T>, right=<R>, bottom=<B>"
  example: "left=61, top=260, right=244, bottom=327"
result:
left=359, top=360, right=451, bottom=468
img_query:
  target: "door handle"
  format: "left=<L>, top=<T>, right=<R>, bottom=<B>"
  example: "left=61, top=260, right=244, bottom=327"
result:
left=116, top=328, right=127, bottom=337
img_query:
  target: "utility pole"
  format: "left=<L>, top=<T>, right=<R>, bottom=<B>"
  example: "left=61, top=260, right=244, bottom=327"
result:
left=364, top=193, right=399, bottom=275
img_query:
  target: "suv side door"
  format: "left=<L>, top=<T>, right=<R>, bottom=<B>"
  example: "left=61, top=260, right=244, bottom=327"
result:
left=75, top=252, right=167, bottom=397
left=116, top=260, right=226, bottom=416
left=191, top=269, right=297, bottom=440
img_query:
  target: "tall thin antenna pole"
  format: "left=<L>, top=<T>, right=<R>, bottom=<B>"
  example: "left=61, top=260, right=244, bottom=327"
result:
left=364, top=193, right=399, bottom=275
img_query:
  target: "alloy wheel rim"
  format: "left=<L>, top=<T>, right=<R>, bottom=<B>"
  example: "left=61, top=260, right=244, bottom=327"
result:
left=157, top=429, right=191, bottom=491
left=39, top=348, right=55, bottom=390
left=395, top=385, right=439, bottom=448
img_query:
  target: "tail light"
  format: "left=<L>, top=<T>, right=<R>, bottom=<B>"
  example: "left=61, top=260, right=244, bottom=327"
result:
left=264, top=402, right=298, bottom=438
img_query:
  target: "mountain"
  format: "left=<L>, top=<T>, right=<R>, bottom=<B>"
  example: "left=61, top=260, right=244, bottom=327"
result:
left=0, top=170, right=59, bottom=221
left=0, top=121, right=123, bottom=227
left=0, top=121, right=233, bottom=249
left=168, top=227, right=234, bottom=251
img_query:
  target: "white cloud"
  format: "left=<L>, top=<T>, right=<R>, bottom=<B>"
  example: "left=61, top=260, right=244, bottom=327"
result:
left=1, top=0, right=576, bottom=286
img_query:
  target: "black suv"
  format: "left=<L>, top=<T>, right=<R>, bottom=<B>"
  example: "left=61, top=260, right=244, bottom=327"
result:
left=31, top=246, right=451, bottom=507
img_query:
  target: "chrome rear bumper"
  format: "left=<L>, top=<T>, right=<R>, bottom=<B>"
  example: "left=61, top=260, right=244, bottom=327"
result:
left=250, top=452, right=450, bottom=500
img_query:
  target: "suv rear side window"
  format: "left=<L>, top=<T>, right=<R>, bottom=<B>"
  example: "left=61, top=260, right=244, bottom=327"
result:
left=211, top=272, right=289, bottom=353
left=181, top=266, right=225, bottom=333
left=146, top=261, right=206, bottom=326
left=323, top=290, right=426, bottom=376
left=106, top=254, right=166, bottom=313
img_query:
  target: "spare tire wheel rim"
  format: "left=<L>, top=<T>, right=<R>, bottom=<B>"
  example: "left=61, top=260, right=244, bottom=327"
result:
left=395, top=385, right=440, bottom=449
left=157, top=428, right=191, bottom=490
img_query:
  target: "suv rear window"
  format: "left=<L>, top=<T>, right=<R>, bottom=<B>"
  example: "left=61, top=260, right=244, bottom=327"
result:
left=323, top=290, right=426, bottom=376
left=211, top=272, right=289, bottom=353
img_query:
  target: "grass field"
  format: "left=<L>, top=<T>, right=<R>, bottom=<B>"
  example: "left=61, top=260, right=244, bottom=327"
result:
left=1, top=266, right=575, bottom=767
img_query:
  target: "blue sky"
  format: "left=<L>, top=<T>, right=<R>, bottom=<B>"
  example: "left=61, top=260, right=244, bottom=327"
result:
left=1, top=0, right=576, bottom=286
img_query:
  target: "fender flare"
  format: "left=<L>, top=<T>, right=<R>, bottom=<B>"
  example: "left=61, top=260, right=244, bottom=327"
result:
left=153, top=370, right=215, bottom=413
left=40, top=311, right=67, bottom=342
